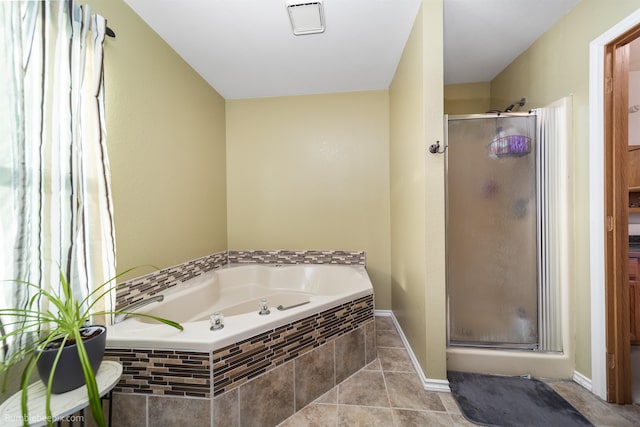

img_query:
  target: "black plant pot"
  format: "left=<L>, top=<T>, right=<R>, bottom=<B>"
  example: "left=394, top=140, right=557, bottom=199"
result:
left=36, top=325, right=107, bottom=394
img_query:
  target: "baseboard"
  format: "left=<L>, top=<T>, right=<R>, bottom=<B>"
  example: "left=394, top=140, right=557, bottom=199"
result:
left=374, top=310, right=451, bottom=393
left=572, top=370, right=592, bottom=392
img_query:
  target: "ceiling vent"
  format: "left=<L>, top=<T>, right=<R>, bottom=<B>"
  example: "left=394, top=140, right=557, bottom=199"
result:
left=286, top=1, right=325, bottom=35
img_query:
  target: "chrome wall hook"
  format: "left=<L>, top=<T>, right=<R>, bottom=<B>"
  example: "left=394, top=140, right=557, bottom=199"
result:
left=429, top=141, right=447, bottom=154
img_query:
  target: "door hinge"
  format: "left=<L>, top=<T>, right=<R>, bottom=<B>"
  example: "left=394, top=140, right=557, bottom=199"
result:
left=607, top=352, right=615, bottom=369
left=607, top=215, right=614, bottom=231
left=605, top=76, right=613, bottom=94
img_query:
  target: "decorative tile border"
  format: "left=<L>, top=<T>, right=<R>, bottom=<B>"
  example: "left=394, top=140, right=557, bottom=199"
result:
left=227, top=250, right=366, bottom=265
left=104, top=348, right=211, bottom=398
left=115, top=250, right=365, bottom=311
left=115, top=251, right=227, bottom=310
left=212, top=293, right=374, bottom=396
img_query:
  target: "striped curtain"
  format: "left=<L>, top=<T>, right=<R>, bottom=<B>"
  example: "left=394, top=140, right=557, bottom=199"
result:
left=0, top=1, right=116, bottom=351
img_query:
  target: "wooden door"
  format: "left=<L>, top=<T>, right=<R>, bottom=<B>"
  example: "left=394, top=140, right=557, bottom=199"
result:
left=604, top=28, right=636, bottom=404
left=630, top=256, right=639, bottom=344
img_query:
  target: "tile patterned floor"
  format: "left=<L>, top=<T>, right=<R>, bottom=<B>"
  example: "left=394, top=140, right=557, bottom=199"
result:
left=278, top=316, right=640, bottom=427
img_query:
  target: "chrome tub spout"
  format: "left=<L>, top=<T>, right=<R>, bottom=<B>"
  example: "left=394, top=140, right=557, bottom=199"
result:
left=114, top=294, right=164, bottom=324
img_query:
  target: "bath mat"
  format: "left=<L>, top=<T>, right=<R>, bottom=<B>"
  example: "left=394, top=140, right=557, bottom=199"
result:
left=447, top=371, right=594, bottom=427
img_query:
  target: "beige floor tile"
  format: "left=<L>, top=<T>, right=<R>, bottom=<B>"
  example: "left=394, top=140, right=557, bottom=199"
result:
left=314, top=387, right=337, bottom=404
left=338, top=370, right=390, bottom=407
left=377, top=347, right=415, bottom=372
left=376, top=329, right=404, bottom=348
left=548, top=380, right=640, bottom=427
left=278, top=403, right=338, bottom=427
left=338, top=405, right=394, bottom=427
left=385, top=371, right=446, bottom=411
left=392, top=409, right=454, bottom=427
left=438, top=391, right=462, bottom=414
left=364, top=358, right=382, bottom=371
left=375, top=316, right=396, bottom=331
left=615, top=405, right=640, bottom=425
left=450, top=413, right=482, bottom=426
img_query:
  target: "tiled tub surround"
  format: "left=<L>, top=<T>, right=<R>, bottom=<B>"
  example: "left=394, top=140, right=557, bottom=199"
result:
left=105, top=297, right=375, bottom=426
left=105, top=250, right=372, bottom=426
left=212, top=295, right=374, bottom=396
left=213, top=322, right=376, bottom=427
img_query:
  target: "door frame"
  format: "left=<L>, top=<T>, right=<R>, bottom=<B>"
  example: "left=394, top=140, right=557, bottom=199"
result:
left=589, top=9, right=640, bottom=403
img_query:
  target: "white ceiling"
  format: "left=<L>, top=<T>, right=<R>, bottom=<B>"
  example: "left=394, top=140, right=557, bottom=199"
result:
left=444, top=0, right=581, bottom=85
left=124, top=0, right=581, bottom=99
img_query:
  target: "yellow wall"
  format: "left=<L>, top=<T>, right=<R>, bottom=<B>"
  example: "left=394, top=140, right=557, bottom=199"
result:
left=390, top=0, right=446, bottom=380
left=225, top=91, right=392, bottom=308
left=444, top=82, right=491, bottom=115
left=491, top=0, right=640, bottom=378
left=83, top=0, right=228, bottom=275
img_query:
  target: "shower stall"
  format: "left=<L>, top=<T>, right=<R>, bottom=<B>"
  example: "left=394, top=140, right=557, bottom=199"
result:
left=446, top=112, right=550, bottom=351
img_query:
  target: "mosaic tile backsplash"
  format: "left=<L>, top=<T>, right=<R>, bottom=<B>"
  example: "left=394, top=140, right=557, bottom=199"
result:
left=115, top=250, right=366, bottom=311
left=115, top=251, right=227, bottom=311
left=227, top=250, right=366, bottom=265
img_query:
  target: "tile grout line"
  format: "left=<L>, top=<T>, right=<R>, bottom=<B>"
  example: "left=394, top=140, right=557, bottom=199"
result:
left=380, top=358, right=394, bottom=412
left=334, top=337, right=339, bottom=427
left=292, top=358, right=297, bottom=414
left=210, top=351, right=214, bottom=427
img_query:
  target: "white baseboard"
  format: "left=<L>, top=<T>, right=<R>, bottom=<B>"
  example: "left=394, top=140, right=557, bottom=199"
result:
left=374, top=309, right=393, bottom=317
left=374, top=310, right=451, bottom=393
left=572, top=370, right=592, bottom=392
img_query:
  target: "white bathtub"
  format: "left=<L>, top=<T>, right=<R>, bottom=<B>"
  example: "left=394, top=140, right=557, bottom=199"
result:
left=106, top=264, right=373, bottom=351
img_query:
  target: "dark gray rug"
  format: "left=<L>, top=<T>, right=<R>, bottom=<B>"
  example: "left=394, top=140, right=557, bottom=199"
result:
left=447, top=371, right=594, bottom=427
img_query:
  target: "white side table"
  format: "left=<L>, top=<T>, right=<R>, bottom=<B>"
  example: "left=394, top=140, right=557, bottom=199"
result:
left=0, top=360, right=122, bottom=427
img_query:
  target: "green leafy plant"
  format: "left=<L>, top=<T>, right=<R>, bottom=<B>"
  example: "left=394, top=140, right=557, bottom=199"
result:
left=0, top=266, right=183, bottom=427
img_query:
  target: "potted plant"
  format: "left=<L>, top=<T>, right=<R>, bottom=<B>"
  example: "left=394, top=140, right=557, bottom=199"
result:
left=0, top=266, right=183, bottom=427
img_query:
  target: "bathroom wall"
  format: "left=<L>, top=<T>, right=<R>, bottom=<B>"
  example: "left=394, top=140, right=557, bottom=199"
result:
left=444, top=82, right=491, bottom=115
left=84, top=0, right=228, bottom=275
left=389, top=0, right=446, bottom=381
left=225, top=91, right=392, bottom=309
left=490, top=0, right=640, bottom=379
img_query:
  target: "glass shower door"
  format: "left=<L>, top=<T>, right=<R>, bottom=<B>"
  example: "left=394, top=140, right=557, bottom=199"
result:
left=447, top=114, right=538, bottom=348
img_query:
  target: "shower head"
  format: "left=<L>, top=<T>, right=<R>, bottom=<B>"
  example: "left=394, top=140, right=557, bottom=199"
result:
left=504, top=97, right=527, bottom=112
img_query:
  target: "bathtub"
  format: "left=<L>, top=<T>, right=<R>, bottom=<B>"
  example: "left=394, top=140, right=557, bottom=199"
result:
left=106, top=263, right=374, bottom=351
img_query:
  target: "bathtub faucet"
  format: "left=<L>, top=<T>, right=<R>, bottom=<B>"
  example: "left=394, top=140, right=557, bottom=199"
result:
left=113, top=294, right=165, bottom=324
left=210, top=312, right=224, bottom=330
left=258, top=298, right=271, bottom=315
